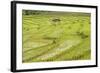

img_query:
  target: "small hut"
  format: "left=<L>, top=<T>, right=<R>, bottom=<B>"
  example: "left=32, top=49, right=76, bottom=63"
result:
left=51, top=18, right=61, bottom=26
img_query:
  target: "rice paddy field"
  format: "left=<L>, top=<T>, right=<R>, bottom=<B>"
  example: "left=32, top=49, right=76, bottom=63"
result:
left=22, top=10, right=91, bottom=63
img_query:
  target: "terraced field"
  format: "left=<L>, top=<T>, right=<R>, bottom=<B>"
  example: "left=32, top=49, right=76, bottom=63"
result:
left=22, top=10, right=91, bottom=63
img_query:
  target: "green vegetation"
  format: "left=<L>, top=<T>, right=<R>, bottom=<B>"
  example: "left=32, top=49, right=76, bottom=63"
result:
left=22, top=10, right=91, bottom=63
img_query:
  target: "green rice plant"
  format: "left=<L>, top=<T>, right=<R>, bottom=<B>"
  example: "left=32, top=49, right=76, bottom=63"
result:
left=22, top=10, right=91, bottom=63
